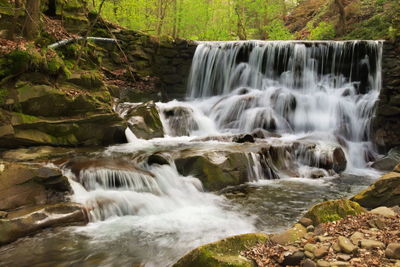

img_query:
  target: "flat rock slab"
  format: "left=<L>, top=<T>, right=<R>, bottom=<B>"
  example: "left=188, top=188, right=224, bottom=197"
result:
left=0, top=202, right=87, bottom=245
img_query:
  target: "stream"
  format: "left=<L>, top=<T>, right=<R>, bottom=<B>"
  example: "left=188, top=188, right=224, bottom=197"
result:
left=0, top=40, right=384, bottom=267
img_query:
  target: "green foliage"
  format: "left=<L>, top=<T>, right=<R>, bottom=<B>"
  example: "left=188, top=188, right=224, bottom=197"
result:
left=309, top=22, right=336, bottom=40
left=94, top=0, right=291, bottom=40
left=344, top=15, right=392, bottom=40
left=6, top=50, right=34, bottom=74
left=0, top=88, right=7, bottom=105
left=265, top=19, right=294, bottom=40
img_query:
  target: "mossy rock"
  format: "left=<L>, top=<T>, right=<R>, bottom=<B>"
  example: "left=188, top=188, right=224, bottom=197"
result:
left=304, top=199, right=366, bottom=225
left=173, top=233, right=269, bottom=267
left=0, top=49, right=70, bottom=79
left=270, top=223, right=307, bottom=245
left=175, top=152, right=250, bottom=191
left=67, top=72, right=104, bottom=90
left=16, top=84, right=108, bottom=117
left=0, top=109, right=127, bottom=148
left=125, top=101, right=164, bottom=139
left=0, top=202, right=87, bottom=245
left=351, top=171, right=400, bottom=209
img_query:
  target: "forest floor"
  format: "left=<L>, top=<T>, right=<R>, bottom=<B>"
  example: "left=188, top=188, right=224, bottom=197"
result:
left=245, top=208, right=400, bottom=267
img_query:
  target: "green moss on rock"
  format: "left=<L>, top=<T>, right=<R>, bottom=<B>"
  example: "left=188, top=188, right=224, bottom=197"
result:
left=173, top=233, right=269, bottom=267
left=304, top=199, right=366, bottom=225
left=351, top=171, right=400, bottom=208
left=125, top=101, right=164, bottom=139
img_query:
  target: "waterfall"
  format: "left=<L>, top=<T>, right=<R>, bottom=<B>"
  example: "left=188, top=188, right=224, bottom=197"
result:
left=60, top=40, right=384, bottom=266
left=179, top=40, right=383, bottom=169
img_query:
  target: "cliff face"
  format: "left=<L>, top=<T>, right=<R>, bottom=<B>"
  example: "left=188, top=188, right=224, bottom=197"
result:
left=373, top=39, right=400, bottom=152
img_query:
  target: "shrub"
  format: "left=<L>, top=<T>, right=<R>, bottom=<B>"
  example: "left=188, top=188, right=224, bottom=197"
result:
left=266, top=19, right=294, bottom=40
left=309, top=21, right=336, bottom=40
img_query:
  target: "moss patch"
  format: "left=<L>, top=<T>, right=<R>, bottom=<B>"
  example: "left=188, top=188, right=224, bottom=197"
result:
left=304, top=199, right=366, bottom=225
left=173, top=233, right=269, bottom=267
left=351, top=172, right=400, bottom=208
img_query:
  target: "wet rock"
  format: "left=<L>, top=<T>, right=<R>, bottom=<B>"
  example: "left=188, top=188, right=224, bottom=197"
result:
left=0, top=161, right=71, bottom=211
left=270, top=224, right=307, bottom=245
left=303, top=200, right=365, bottom=226
left=370, top=206, right=396, bottom=217
left=332, top=147, right=347, bottom=173
left=310, top=168, right=329, bottom=178
left=283, top=250, right=305, bottom=266
left=173, top=233, right=269, bottom=267
left=64, top=158, right=154, bottom=190
left=251, top=128, right=281, bottom=139
left=303, top=259, right=317, bottom=267
left=299, top=217, right=314, bottom=227
left=351, top=171, right=400, bottom=208
left=385, top=243, right=400, bottom=259
left=338, top=236, right=357, bottom=254
left=119, top=101, right=164, bottom=139
left=232, top=134, right=255, bottom=143
left=0, top=203, right=87, bottom=245
left=371, top=147, right=400, bottom=171
left=161, top=106, right=198, bottom=136
left=1, top=146, right=100, bottom=162
left=0, top=107, right=126, bottom=148
left=148, top=154, right=170, bottom=165
left=359, top=239, right=385, bottom=250
left=175, top=152, right=250, bottom=191
left=294, top=142, right=347, bottom=173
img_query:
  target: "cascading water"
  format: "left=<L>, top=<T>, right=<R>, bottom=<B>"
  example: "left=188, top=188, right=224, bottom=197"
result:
left=162, top=40, right=383, bottom=169
left=12, top=40, right=382, bottom=267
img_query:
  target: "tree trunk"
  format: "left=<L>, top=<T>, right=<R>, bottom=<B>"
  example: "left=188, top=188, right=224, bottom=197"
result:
left=7, top=0, right=21, bottom=40
left=235, top=3, right=246, bottom=40
left=334, top=0, right=346, bottom=35
left=24, top=0, right=41, bottom=40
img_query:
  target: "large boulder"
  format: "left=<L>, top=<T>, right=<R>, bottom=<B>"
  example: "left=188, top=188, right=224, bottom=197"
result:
left=118, top=101, right=164, bottom=139
left=173, top=233, right=269, bottom=267
left=303, top=199, right=366, bottom=226
left=0, top=81, right=127, bottom=148
left=351, top=165, right=400, bottom=208
left=0, top=109, right=126, bottom=148
left=161, top=106, right=198, bottom=136
left=371, top=146, right=400, bottom=171
left=0, top=161, right=71, bottom=211
left=15, top=84, right=109, bottom=117
left=0, top=146, right=99, bottom=162
left=0, top=202, right=87, bottom=245
left=294, top=142, right=347, bottom=173
left=175, top=152, right=250, bottom=191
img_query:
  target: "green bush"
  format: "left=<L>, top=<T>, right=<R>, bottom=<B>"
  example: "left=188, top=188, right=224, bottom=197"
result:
left=265, top=19, right=294, bottom=40
left=0, top=88, right=7, bottom=105
left=344, top=15, right=392, bottom=40
left=309, top=21, right=336, bottom=40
